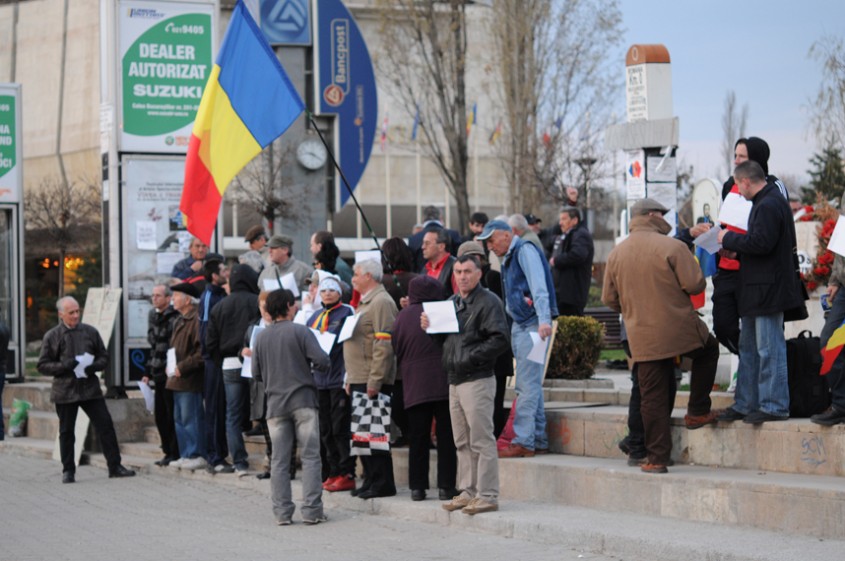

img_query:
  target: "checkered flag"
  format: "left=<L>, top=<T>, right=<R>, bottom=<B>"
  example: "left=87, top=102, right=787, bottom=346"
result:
left=350, top=390, right=392, bottom=456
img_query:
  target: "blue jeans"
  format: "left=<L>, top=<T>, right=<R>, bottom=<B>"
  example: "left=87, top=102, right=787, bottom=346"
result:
left=224, top=376, right=249, bottom=469
left=734, top=313, right=790, bottom=417
left=173, top=391, right=206, bottom=459
left=267, top=408, right=323, bottom=523
left=511, top=321, right=548, bottom=450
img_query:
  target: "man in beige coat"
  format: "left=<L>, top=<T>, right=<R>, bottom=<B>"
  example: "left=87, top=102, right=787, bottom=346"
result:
left=602, top=199, right=719, bottom=473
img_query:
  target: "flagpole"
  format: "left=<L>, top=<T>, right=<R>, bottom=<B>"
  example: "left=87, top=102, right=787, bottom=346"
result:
left=386, top=141, right=392, bottom=238
left=473, top=122, right=479, bottom=211
left=415, top=147, right=421, bottom=225
left=306, top=112, right=381, bottom=252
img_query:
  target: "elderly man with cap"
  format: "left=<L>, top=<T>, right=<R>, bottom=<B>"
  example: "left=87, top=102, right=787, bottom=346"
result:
left=478, top=219, right=557, bottom=458
left=603, top=198, right=720, bottom=473
left=258, top=234, right=314, bottom=294
left=167, top=282, right=208, bottom=471
left=507, top=214, right=544, bottom=253
left=306, top=275, right=357, bottom=492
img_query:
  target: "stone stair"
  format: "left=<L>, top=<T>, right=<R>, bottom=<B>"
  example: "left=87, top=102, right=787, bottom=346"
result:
left=3, top=373, right=844, bottom=542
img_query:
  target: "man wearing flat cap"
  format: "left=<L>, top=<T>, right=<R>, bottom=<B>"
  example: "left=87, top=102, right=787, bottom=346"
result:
left=602, top=198, right=719, bottom=474
left=258, top=234, right=314, bottom=294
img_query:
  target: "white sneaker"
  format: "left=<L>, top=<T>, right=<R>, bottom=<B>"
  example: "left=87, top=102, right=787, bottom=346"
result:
left=235, top=466, right=250, bottom=478
left=169, top=458, right=185, bottom=470
left=182, top=457, right=207, bottom=471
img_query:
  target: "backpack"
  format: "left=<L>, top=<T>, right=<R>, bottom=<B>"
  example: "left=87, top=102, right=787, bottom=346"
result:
left=786, top=331, right=830, bottom=417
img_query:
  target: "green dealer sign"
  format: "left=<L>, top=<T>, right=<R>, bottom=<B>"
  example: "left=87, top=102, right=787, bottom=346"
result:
left=0, top=95, right=15, bottom=180
left=119, top=2, right=213, bottom=153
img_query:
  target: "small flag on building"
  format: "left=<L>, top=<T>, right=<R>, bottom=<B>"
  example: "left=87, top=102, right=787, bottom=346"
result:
left=466, top=102, right=477, bottom=136
left=488, top=121, right=502, bottom=145
left=410, top=105, right=420, bottom=142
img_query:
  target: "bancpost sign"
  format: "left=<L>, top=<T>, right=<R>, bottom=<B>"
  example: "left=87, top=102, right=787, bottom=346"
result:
left=118, top=1, right=214, bottom=153
left=0, top=84, right=21, bottom=203
left=314, top=0, right=377, bottom=210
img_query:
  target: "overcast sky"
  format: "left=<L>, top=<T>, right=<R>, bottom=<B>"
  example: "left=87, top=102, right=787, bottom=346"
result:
left=616, top=0, right=843, bottom=187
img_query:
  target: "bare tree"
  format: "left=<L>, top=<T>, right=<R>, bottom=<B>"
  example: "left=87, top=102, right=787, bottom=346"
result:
left=375, top=0, right=472, bottom=233
left=24, top=176, right=101, bottom=298
left=230, top=140, right=305, bottom=233
left=488, top=0, right=623, bottom=213
left=809, top=35, right=845, bottom=150
left=721, top=90, right=748, bottom=177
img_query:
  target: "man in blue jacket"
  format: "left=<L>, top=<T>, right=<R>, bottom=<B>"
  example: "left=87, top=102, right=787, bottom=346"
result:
left=478, top=220, right=558, bottom=458
left=717, top=160, right=804, bottom=424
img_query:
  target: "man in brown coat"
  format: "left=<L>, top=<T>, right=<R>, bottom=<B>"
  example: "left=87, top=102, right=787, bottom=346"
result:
left=602, top=198, right=719, bottom=474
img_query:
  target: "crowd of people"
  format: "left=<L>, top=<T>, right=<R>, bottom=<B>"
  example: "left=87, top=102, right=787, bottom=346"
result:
left=30, top=139, right=837, bottom=522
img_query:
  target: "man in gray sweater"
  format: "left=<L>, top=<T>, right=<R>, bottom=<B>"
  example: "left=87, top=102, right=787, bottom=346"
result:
left=252, top=289, right=330, bottom=525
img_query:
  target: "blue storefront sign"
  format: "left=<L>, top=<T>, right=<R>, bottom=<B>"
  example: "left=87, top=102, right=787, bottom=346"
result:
left=314, top=0, right=377, bottom=209
left=260, top=0, right=311, bottom=45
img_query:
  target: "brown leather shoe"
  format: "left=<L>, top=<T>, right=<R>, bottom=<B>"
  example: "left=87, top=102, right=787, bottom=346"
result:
left=685, top=409, right=722, bottom=430
left=497, top=444, right=535, bottom=458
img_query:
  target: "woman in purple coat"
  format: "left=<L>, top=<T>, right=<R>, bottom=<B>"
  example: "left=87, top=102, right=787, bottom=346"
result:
left=392, top=275, right=458, bottom=501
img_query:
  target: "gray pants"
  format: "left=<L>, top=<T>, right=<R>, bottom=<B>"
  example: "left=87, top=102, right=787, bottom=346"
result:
left=449, top=376, right=499, bottom=502
left=267, top=408, right=323, bottom=523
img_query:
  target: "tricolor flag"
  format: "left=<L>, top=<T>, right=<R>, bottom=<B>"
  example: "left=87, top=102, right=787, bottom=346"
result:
left=410, top=105, right=420, bottom=141
left=466, top=102, right=477, bottom=136
left=380, top=112, right=389, bottom=151
left=821, top=318, right=845, bottom=375
left=180, top=1, right=304, bottom=245
left=488, top=121, right=502, bottom=145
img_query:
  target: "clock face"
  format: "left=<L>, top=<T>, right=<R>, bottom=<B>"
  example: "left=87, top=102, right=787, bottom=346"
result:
left=296, top=139, right=327, bottom=170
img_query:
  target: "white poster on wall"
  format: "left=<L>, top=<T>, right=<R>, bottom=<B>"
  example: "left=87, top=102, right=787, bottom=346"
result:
left=625, top=149, right=645, bottom=200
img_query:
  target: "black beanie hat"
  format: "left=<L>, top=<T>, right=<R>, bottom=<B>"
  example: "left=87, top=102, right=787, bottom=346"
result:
left=735, top=137, right=770, bottom=175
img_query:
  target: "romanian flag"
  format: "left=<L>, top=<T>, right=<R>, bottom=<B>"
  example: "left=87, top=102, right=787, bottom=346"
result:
left=466, top=102, right=477, bottom=136
left=821, top=318, right=845, bottom=375
left=180, top=1, right=304, bottom=245
left=488, top=121, right=502, bottom=145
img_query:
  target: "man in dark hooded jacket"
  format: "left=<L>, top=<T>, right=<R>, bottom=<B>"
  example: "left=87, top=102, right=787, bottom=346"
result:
left=206, top=263, right=260, bottom=474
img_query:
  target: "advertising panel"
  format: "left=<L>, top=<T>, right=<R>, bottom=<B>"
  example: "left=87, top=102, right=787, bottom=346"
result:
left=0, top=84, right=21, bottom=203
left=121, top=156, right=191, bottom=349
left=119, top=1, right=214, bottom=153
left=314, top=0, right=377, bottom=209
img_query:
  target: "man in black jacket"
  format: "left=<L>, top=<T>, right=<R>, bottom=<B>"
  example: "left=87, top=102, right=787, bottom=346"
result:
left=550, top=207, right=595, bottom=316
left=38, top=296, right=135, bottom=483
left=141, top=285, right=180, bottom=466
left=422, top=255, right=510, bottom=515
left=206, top=264, right=260, bottom=475
left=717, top=161, right=804, bottom=424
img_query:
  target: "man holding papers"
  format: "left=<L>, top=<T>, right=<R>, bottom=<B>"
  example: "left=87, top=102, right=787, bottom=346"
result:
left=258, top=234, right=314, bottom=295
left=252, top=289, right=330, bottom=525
left=717, top=161, right=804, bottom=424
left=603, top=199, right=720, bottom=474
left=206, top=264, right=261, bottom=475
left=422, top=255, right=509, bottom=515
left=343, top=259, right=399, bottom=499
left=167, top=283, right=207, bottom=472
left=38, top=297, right=135, bottom=483
left=306, top=276, right=357, bottom=492
left=477, top=219, right=558, bottom=459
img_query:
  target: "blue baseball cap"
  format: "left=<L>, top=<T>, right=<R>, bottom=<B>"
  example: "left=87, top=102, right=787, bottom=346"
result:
left=476, top=219, right=512, bottom=241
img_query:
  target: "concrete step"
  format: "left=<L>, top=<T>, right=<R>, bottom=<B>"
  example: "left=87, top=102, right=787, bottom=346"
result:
left=142, top=424, right=269, bottom=457
left=505, top=385, right=735, bottom=410
left=545, top=403, right=845, bottom=477
left=118, top=440, right=270, bottom=472
left=5, top=433, right=844, bottom=542
left=2, top=381, right=54, bottom=410
left=388, top=447, right=845, bottom=540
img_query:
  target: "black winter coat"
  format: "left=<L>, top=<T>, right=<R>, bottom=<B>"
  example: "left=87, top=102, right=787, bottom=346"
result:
left=206, top=264, right=260, bottom=366
left=441, top=284, right=510, bottom=386
left=721, top=181, right=804, bottom=317
left=551, top=222, right=594, bottom=314
left=38, top=322, right=108, bottom=404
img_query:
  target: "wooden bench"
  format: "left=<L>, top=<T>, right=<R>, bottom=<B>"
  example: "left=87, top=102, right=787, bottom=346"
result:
left=583, top=306, right=622, bottom=350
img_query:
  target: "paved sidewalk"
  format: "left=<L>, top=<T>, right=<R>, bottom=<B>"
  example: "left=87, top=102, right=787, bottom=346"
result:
left=0, top=452, right=615, bottom=561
